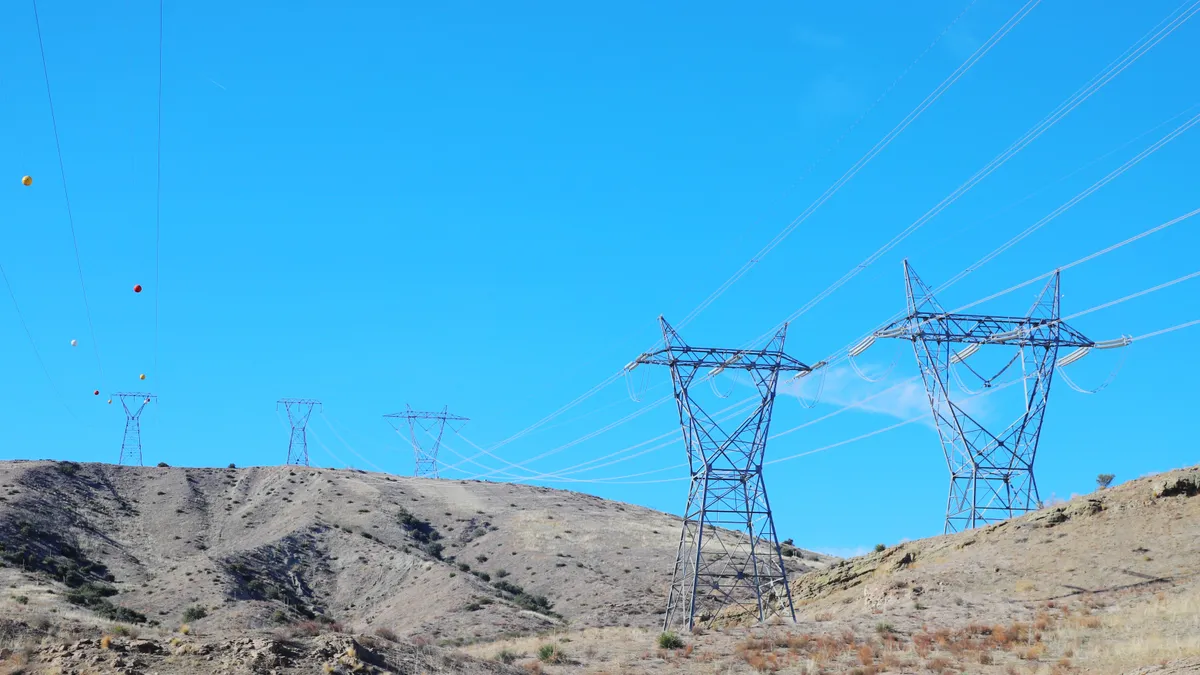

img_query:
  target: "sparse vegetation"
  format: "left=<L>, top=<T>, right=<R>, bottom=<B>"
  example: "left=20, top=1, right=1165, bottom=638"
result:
left=156, top=462, right=170, bottom=468
left=658, top=631, right=685, bottom=649
left=1097, top=473, right=1116, bottom=489
left=182, top=605, right=208, bottom=622
left=537, top=643, right=565, bottom=663
left=874, top=543, right=887, bottom=552
left=494, top=648, right=520, bottom=664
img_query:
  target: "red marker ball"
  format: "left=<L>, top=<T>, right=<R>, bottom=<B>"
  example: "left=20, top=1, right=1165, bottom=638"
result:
left=93, top=390, right=100, bottom=396
left=133, top=284, right=143, bottom=293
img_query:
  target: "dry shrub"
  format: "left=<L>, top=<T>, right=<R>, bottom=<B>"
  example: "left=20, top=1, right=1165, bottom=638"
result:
left=857, top=644, right=874, bottom=666
left=913, top=632, right=932, bottom=658
left=926, top=655, right=951, bottom=673
left=373, top=626, right=397, bottom=642
left=100, top=635, right=113, bottom=650
left=979, top=652, right=994, bottom=664
left=1019, top=643, right=1047, bottom=661
left=522, top=662, right=542, bottom=675
left=814, top=612, right=833, bottom=622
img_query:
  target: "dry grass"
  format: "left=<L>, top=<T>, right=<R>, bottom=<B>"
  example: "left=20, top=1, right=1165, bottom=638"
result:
left=1047, top=586, right=1200, bottom=673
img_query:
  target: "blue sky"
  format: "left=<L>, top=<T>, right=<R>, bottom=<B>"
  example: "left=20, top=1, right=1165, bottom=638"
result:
left=1, top=0, right=1197, bottom=555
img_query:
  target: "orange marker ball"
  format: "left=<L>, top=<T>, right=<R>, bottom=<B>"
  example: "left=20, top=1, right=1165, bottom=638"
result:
left=133, top=284, right=143, bottom=293
left=21, top=176, right=32, bottom=186
left=139, top=374, right=146, bottom=380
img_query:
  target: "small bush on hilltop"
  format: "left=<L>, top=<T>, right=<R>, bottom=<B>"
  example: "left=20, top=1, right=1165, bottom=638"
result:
left=1096, top=473, right=1116, bottom=489
left=182, top=605, right=208, bottom=622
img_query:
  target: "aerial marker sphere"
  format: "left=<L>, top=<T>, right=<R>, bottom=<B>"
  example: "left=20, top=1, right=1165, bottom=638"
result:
left=93, top=390, right=100, bottom=396
left=107, top=399, right=112, bottom=404
left=70, top=339, right=78, bottom=347
left=133, top=284, right=143, bottom=293
left=139, top=373, right=146, bottom=380
left=21, top=176, right=32, bottom=186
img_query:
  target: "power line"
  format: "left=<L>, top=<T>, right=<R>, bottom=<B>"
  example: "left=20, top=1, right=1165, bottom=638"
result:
left=153, top=0, right=164, bottom=382
left=31, top=0, right=104, bottom=384
left=1132, top=318, right=1200, bottom=341
left=470, top=0, right=1039, bottom=454
left=744, top=6, right=1200, bottom=350
left=677, top=0, right=1043, bottom=331
left=0, top=260, right=83, bottom=423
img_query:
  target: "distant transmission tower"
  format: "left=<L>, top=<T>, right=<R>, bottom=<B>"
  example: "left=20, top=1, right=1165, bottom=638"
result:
left=278, top=399, right=321, bottom=467
left=629, top=316, right=811, bottom=630
left=870, top=262, right=1100, bottom=533
left=383, top=406, right=468, bottom=479
left=114, top=393, right=156, bottom=466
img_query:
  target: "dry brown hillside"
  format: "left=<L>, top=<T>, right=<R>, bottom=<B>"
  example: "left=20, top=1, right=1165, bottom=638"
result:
left=466, top=465, right=1200, bottom=674
left=0, top=459, right=1196, bottom=674
left=0, top=459, right=829, bottom=673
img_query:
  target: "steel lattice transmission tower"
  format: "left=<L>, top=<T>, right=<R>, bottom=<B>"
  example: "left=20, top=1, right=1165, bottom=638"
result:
left=383, top=406, right=469, bottom=479
left=873, top=262, right=1095, bottom=533
left=114, top=393, right=156, bottom=466
left=278, top=399, right=321, bottom=467
left=630, top=316, right=811, bottom=630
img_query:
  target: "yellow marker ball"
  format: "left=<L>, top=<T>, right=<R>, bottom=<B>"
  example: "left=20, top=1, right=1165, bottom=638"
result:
left=21, top=176, right=32, bottom=186
left=139, top=373, right=146, bottom=380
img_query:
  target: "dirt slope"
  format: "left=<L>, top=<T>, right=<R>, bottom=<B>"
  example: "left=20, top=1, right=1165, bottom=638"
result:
left=0, top=459, right=830, bottom=672
left=466, top=465, right=1200, bottom=674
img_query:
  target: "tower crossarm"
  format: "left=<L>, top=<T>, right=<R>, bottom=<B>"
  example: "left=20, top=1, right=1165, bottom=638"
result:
left=633, top=346, right=811, bottom=373
left=877, top=312, right=1093, bottom=348
left=383, top=411, right=470, bottom=422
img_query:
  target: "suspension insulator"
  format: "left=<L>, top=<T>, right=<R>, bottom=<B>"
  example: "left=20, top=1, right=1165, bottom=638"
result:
left=1095, top=336, right=1133, bottom=350
left=949, top=342, right=981, bottom=364
left=1057, top=346, right=1091, bottom=367
left=849, top=336, right=876, bottom=357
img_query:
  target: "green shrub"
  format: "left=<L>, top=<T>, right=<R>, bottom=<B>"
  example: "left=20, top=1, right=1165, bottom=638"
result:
left=537, top=643, right=564, bottom=663
left=874, top=543, right=886, bottom=553
left=494, top=568, right=509, bottom=578
left=12, top=595, right=28, bottom=605
left=182, top=605, right=207, bottom=622
left=156, top=462, right=170, bottom=468
left=657, top=631, right=684, bottom=649
left=494, top=648, right=520, bottom=664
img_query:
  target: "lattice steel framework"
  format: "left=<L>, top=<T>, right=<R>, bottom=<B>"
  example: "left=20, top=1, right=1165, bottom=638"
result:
left=114, top=392, right=156, bottom=466
left=631, top=316, right=810, bottom=630
left=875, top=262, right=1093, bottom=533
left=278, top=399, right=321, bottom=467
left=383, top=406, right=468, bottom=479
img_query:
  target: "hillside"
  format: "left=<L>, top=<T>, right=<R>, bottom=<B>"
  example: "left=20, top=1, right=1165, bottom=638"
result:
left=0, top=460, right=830, bottom=673
left=0, top=460, right=1196, bottom=674
left=467, top=464, right=1200, bottom=674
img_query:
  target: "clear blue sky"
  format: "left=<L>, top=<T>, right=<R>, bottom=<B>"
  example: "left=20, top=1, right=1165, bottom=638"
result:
left=1, top=1, right=1197, bottom=555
